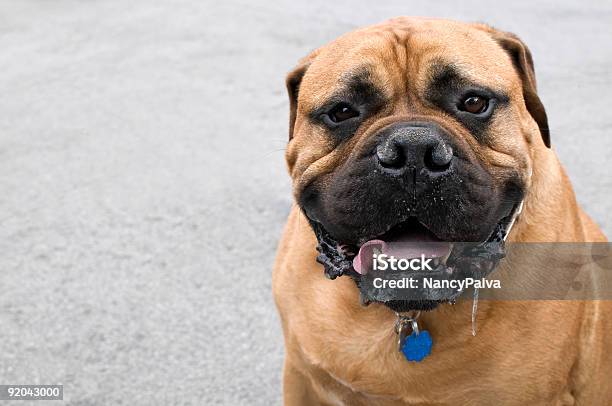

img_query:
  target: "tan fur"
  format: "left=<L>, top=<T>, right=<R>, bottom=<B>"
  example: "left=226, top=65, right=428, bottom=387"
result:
left=274, top=17, right=610, bottom=405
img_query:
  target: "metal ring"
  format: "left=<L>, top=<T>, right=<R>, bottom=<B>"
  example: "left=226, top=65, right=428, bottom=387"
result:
left=394, top=311, right=421, bottom=333
left=410, top=319, right=419, bottom=335
left=395, top=312, right=422, bottom=352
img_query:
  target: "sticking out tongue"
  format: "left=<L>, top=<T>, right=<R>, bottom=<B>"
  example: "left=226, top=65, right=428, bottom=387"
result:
left=352, top=225, right=452, bottom=275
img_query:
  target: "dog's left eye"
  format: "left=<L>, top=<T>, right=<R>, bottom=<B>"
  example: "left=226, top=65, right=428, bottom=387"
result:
left=459, top=95, right=489, bottom=114
left=327, top=103, right=360, bottom=123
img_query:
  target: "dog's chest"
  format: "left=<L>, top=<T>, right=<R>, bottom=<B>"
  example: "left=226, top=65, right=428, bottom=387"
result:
left=304, top=356, right=576, bottom=406
left=295, top=320, right=576, bottom=406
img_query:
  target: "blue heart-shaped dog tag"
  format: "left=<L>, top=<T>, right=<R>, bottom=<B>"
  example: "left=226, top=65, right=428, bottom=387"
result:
left=401, top=330, right=432, bottom=362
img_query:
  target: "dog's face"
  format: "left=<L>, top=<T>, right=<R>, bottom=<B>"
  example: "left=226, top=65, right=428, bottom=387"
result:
left=285, top=18, right=550, bottom=307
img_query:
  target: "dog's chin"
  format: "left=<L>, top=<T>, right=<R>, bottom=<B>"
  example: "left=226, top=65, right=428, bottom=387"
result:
left=381, top=300, right=442, bottom=312
left=309, top=205, right=522, bottom=312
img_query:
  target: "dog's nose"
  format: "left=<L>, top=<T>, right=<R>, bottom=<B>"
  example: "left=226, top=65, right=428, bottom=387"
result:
left=375, top=123, right=454, bottom=174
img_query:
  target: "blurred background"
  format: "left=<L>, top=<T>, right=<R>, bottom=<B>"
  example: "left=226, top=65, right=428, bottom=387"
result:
left=0, top=0, right=610, bottom=404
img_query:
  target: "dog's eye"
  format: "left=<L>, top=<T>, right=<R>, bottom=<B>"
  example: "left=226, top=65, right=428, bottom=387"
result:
left=459, top=96, right=489, bottom=114
left=327, top=103, right=359, bottom=123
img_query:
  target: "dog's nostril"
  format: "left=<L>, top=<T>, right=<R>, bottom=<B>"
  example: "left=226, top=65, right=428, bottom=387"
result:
left=376, top=143, right=405, bottom=168
left=425, top=143, right=453, bottom=171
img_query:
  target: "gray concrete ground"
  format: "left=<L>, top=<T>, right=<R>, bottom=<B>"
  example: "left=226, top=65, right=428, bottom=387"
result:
left=0, top=0, right=610, bottom=405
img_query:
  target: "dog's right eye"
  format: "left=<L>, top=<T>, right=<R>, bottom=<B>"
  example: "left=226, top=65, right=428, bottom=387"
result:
left=327, top=103, right=359, bottom=123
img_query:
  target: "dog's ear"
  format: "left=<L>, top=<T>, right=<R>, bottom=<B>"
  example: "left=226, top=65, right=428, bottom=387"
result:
left=477, top=26, right=551, bottom=148
left=286, top=51, right=318, bottom=141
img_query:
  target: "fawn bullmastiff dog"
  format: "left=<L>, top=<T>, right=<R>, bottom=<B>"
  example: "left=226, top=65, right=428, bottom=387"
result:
left=273, top=17, right=610, bottom=405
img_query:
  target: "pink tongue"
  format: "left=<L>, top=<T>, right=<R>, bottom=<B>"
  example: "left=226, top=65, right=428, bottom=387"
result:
left=352, top=230, right=451, bottom=275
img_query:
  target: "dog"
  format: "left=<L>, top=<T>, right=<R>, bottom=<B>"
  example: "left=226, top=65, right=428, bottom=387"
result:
left=273, top=17, right=610, bottom=405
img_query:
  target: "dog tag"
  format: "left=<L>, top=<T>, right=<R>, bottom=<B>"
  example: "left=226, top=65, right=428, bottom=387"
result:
left=397, top=317, right=432, bottom=362
left=401, top=330, right=432, bottom=362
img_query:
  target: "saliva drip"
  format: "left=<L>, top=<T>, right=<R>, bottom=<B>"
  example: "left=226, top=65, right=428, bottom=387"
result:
left=471, top=287, right=479, bottom=337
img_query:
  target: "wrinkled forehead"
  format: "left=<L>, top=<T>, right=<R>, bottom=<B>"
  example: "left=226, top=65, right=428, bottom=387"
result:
left=299, top=20, right=519, bottom=108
